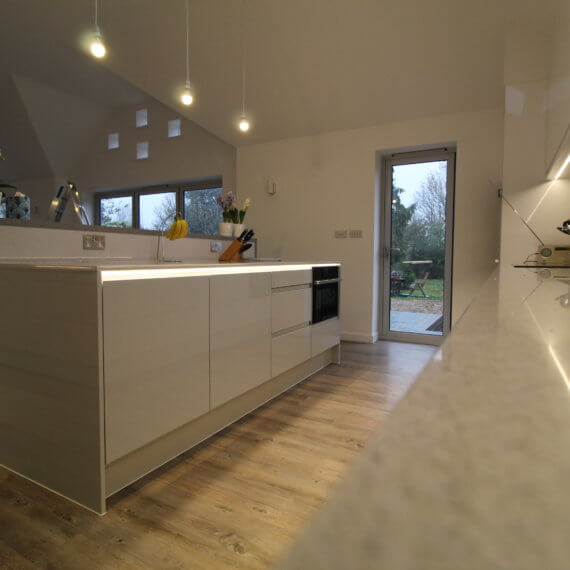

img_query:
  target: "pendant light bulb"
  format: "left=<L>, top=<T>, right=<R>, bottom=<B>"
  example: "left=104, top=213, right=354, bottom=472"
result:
left=90, top=28, right=106, bottom=58
left=181, top=80, right=194, bottom=106
left=238, top=115, right=250, bottom=132
left=180, top=0, right=195, bottom=107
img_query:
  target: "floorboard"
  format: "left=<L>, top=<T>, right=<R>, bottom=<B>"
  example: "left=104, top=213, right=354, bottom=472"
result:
left=0, top=341, right=435, bottom=570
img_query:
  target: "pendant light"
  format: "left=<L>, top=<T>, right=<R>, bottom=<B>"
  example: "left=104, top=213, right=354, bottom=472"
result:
left=180, top=0, right=194, bottom=106
left=238, top=0, right=251, bottom=132
left=89, top=0, right=107, bottom=59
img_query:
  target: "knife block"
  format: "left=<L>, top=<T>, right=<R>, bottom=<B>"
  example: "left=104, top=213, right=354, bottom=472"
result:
left=218, top=239, right=243, bottom=262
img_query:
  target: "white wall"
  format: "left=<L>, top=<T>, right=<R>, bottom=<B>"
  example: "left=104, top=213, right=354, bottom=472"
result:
left=237, top=108, right=504, bottom=342
left=78, top=98, right=236, bottom=208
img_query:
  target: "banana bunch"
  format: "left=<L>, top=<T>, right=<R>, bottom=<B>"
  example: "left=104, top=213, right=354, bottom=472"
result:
left=165, top=216, right=189, bottom=240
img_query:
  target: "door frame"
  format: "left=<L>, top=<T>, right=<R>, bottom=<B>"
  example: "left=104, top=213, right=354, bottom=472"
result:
left=379, top=148, right=456, bottom=346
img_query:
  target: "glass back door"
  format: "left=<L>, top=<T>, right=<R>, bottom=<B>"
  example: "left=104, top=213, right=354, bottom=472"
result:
left=381, top=150, right=455, bottom=344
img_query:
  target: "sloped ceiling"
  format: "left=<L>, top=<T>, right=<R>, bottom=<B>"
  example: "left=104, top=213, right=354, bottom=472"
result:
left=0, top=0, right=560, bottom=147
left=0, top=74, right=53, bottom=181
left=12, top=74, right=112, bottom=177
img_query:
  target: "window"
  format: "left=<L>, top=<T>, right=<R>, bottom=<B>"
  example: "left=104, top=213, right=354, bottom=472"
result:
left=136, top=108, right=148, bottom=127
left=136, top=141, right=149, bottom=160
left=96, top=178, right=223, bottom=236
left=139, top=191, right=177, bottom=230
left=107, top=132, right=119, bottom=150
left=168, top=119, right=182, bottom=138
left=183, top=186, right=222, bottom=235
left=99, top=195, right=133, bottom=228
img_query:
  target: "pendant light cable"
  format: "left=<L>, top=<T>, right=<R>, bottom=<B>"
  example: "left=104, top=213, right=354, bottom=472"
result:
left=241, top=1, right=246, bottom=117
left=238, top=0, right=250, bottom=131
left=90, top=0, right=106, bottom=58
left=185, top=0, right=190, bottom=85
left=180, top=0, right=193, bottom=104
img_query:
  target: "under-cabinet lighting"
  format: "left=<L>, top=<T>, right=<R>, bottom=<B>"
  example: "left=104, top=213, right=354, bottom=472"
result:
left=554, top=154, right=570, bottom=180
left=548, top=345, right=570, bottom=390
left=547, top=125, right=570, bottom=180
left=100, top=264, right=338, bottom=282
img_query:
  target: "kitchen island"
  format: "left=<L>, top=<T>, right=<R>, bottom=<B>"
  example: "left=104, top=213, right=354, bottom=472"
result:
left=0, top=260, right=340, bottom=514
left=279, top=264, right=570, bottom=570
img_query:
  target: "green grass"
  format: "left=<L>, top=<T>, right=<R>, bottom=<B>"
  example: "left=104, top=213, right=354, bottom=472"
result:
left=392, top=279, right=444, bottom=301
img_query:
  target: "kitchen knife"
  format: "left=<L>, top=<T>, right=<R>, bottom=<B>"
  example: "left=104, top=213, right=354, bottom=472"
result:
left=238, top=229, right=248, bottom=241
left=239, top=243, right=253, bottom=254
left=242, top=229, right=255, bottom=243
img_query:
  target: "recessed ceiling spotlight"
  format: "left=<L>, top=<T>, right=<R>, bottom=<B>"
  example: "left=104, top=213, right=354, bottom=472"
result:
left=89, top=0, right=107, bottom=59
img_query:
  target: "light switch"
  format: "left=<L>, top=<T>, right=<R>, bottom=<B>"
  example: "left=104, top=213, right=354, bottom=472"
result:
left=334, top=230, right=348, bottom=238
left=349, top=229, right=363, bottom=238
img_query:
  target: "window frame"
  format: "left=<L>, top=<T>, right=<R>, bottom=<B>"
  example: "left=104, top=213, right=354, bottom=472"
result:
left=95, top=177, right=223, bottom=233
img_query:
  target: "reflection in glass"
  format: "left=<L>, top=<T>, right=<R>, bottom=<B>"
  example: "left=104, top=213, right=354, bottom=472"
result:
left=139, top=192, right=176, bottom=230
left=184, top=187, right=222, bottom=235
left=100, top=196, right=133, bottom=228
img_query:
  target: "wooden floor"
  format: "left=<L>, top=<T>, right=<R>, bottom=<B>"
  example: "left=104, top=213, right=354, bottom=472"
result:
left=0, top=341, right=435, bottom=570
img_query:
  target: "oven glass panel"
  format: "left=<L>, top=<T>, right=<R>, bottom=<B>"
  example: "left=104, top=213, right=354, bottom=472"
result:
left=313, top=282, right=339, bottom=323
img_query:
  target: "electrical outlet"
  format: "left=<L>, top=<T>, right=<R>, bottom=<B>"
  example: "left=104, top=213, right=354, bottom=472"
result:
left=210, top=240, right=223, bottom=253
left=349, top=229, right=363, bottom=238
left=334, top=230, right=348, bottom=238
left=82, top=234, right=105, bottom=250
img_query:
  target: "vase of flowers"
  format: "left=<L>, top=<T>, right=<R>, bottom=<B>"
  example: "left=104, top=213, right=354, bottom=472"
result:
left=216, top=191, right=235, bottom=236
left=232, top=197, right=251, bottom=237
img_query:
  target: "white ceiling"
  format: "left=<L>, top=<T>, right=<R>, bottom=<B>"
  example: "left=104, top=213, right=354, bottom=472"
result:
left=0, top=0, right=556, bottom=147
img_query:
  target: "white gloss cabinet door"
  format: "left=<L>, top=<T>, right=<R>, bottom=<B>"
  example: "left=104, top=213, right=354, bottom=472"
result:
left=311, top=318, right=341, bottom=356
left=210, top=273, right=271, bottom=409
left=103, top=277, right=210, bottom=464
left=271, top=287, right=312, bottom=333
left=272, top=326, right=311, bottom=377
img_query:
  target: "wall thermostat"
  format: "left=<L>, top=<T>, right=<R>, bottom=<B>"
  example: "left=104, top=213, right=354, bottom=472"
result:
left=267, top=179, right=277, bottom=196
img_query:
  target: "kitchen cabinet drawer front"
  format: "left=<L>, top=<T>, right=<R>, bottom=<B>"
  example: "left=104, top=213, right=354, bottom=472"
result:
left=210, top=273, right=271, bottom=409
left=103, top=277, right=210, bottom=464
left=272, top=326, right=311, bottom=377
left=311, top=318, right=340, bottom=356
left=271, top=269, right=312, bottom=289
left=271, top=287, right=311, bottom=333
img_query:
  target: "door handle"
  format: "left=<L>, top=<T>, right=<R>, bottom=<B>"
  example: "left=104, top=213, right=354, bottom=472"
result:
left=384, top=247, right=400, bottom=257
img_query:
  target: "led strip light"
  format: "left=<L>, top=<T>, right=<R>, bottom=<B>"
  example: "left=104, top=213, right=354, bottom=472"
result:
left=100, top=263, right=339, bottom=282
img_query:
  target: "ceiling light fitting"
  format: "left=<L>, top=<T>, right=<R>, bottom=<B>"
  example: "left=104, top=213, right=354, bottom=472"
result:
left=180, top=0, right=194, bottom=106
left=238, top=1, right=251, bottom=133
left=89, top=0, right=107, bottom=59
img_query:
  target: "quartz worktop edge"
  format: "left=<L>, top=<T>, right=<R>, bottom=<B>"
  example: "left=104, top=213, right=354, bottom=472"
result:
left=279, top=265, right=570, bottom=570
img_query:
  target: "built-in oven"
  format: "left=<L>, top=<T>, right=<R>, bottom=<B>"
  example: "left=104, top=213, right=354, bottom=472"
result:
left=312, top=265, right=340, bottom=324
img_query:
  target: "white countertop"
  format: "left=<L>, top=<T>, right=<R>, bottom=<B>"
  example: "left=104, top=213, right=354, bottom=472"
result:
left=279, top=265, right=570, bottom=570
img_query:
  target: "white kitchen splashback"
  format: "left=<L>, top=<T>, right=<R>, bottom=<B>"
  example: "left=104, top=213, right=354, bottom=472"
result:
left=0, top=224, right=242, bottom=262
left=500, top=6, right=570, bottom=266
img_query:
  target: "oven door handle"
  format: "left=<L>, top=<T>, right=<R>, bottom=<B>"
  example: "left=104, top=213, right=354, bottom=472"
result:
left=313, top=278, right=341, bottom=286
